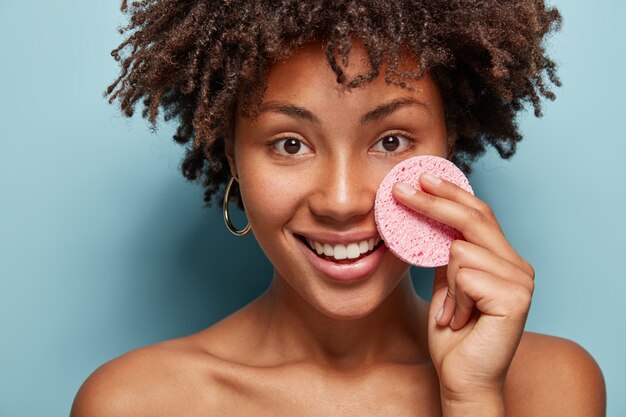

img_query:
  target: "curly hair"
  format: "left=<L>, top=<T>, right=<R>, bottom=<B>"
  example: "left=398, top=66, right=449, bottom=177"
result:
left=106, top=0, right=561, bottom=208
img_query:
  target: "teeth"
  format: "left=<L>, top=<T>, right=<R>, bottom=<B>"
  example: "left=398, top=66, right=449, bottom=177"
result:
left=346, top=243, right=360, bottom=259
left=306, top=237, right=380, bottom=261
left=359, top=241, right=369, bottom=253
left=314, top=241, right=324, bottom=255
left=334, top=245, right=347, bottom=260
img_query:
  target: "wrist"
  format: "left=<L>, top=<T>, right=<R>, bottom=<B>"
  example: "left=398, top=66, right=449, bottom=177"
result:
left=440, top=389, right=505, bottom=417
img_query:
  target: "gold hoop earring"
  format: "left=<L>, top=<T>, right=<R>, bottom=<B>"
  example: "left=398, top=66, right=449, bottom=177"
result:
left=223, top=176, right=251, bottom=236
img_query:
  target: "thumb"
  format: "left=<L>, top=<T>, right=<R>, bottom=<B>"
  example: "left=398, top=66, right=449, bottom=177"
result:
left=430, top=265, right=449, bottom=320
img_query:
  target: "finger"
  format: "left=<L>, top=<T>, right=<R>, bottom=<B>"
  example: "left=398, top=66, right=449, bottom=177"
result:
left=447, top=240, right=535, bottom=292
left=392, top=182, right=528, bottom=273
left=449, top=268, right=477, bottom=330
left=436, top=293, right=456, bottom=327
left=434, top=240, right=534, bottom=328
left=418, top=174, right=535, bottom=278
left=419, top=172, right=500, bottom=228
left=455, top=267, right=532, bottom=320
left=431, top=266, right=451, bottom=324
left=433, top=263, right=534, bottom=329
left=434, top=262, right=460, bottom=327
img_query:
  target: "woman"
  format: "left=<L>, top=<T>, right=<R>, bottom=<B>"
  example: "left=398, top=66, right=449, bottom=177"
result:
left=72, top=1, right=605, bottom=415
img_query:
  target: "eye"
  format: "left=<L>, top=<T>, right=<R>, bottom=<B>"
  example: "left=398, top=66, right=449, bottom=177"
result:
left=271, top=137, right=313, bottom=156
left=370, top=133, right=415, bottom=154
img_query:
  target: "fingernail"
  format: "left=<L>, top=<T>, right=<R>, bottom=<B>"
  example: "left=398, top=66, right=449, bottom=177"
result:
left=395, top=182, right=416, bottom=195
left=422, top=173, right=441, bottom=185
left=435, top=305, right=444, bottom=322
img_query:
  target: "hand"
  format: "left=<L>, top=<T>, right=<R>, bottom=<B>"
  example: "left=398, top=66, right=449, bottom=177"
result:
left=393, top=173, right=535, bottom=413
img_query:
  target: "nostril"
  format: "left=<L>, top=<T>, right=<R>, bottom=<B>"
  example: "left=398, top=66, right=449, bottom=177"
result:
left=308, top=193, right=375, bottom=223
left=307, top=169, right=375, bottom=222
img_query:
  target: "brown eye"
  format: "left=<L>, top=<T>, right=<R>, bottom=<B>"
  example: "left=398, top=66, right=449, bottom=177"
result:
left=370, top=133, right=414, bottom=155
left=283, top=138, right=301, bottom=154
left=272, top=137, right=313, bottom=156
left=381, top=136, right=400, bottom=152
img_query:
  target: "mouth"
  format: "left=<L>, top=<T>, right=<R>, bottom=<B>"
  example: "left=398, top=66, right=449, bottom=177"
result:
left=295, top=234, right=385, bottom=263
left=293, top=232, right=388, bottom=283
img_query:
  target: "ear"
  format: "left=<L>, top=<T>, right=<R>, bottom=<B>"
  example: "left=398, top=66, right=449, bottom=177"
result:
left=224, top=136, right=238, bottom=180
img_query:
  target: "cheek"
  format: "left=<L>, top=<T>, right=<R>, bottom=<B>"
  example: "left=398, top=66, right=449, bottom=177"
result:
left=238, top=166, right=306, bottom=229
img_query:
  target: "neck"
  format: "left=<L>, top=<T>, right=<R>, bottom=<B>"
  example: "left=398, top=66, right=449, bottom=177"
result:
left=255, top=271, right=431, bottom=371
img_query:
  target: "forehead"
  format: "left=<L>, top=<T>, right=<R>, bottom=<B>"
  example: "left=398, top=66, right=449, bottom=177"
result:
left=260, top=41, right=442, bottom=117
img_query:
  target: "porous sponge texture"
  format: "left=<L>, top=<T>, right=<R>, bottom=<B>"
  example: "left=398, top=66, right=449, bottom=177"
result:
left=374, top=156, right=473, bottom=267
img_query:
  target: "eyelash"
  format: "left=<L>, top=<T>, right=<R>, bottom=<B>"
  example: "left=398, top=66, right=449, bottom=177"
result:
left=369, top=131, right=417, bottom=155
left=267, top=131, right=417, bottom=158
left=268, top=137, right=313, bottom=157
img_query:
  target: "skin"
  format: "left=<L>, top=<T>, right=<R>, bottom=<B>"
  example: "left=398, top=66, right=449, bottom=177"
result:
left=71, top=42, right=606, bottom=417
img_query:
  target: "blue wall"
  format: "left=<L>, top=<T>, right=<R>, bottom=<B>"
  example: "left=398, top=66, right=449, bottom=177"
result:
left=0, top=1, right=623, bottom=416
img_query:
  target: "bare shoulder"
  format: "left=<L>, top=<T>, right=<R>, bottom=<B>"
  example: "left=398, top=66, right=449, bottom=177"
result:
left=70, top=337, right=223, bottom=417
left=505, top=331, right=606, bottom=417
left=70, top=301, right=270, bottom=417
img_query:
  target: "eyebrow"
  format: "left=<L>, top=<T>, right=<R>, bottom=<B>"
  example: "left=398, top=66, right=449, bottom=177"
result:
left=257, top=102, right=321, bottom=124
left=257, top=97, right=427, bottom=125
left=359, top=98, right=428, bottom=125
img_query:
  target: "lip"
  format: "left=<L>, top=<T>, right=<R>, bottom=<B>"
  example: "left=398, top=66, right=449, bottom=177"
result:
left=295, top=234, right=387, bottom=283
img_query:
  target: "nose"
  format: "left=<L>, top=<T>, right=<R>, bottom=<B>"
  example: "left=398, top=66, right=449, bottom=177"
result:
left=308, top=156, right=374, bottom=224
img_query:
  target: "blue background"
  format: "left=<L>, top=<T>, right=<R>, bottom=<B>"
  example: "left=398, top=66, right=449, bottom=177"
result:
left=0, top=1, right=624, bottom=416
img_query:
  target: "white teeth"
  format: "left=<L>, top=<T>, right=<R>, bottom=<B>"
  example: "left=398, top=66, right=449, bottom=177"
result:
left=314, top=241, right=324, bottom=255
left=334, top=244, right=347, bottom=260
left=346, top=243, right=360, bottom=259
left=306, top=237, right=380, bottom=261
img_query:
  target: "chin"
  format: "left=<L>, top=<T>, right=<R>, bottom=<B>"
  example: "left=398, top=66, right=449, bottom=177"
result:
left=304, top=266, right=409, bottom=321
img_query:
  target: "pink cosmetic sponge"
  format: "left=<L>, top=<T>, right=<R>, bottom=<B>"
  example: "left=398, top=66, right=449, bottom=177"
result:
left=374, top=155, right=473, bottom=267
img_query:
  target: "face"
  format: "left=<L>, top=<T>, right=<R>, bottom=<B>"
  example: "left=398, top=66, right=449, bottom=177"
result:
left=228, top=42, right=448, bottom=319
